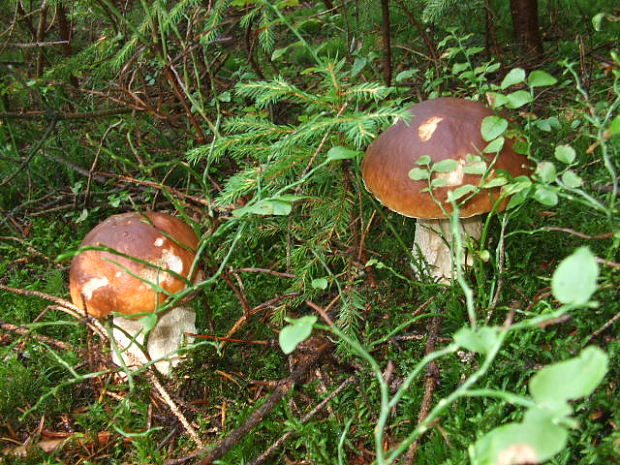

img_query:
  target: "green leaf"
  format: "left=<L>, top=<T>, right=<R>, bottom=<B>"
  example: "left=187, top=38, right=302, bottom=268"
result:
left=465, top=46, right=484, bottom=56
left=551, top=247, right=599, bottom=305
left=486, top=92, right=509, bottom=108
left=430, top=178, right=447, bottom=188
left=416, top=155, right=432, bottom=166
left=409, top=167, right=429, bottom=180
left=326, top=146, right=361, bottom=161
left=608, top=115, right=620, bottom=136
left=271, top=47, right=288, bottom=61
left=535, top=116, right=561, bottom=132
left=463, top=161, right=488, bottom=175
left=234, top=196, right=305, bottom=217
left=533, top=185, right=558, bottom=206
left=506, top=186, right=532, bottom=209
left=592, top=12, right=606, bottom=31
left=454, top=326, right=500, bottom=354
left=561, top=170, right=583, bottom=188
left=554, top=144, right=576, bottom=164
left=472, top=414, right=568, bottom=465
left=500, top=68, right=526, bottom=89
left=431, top=159, right=459, bottom=173
left=535, top=161, right=557, bottom=183
left=530, top=346, right=608, bottom=411
left=482, top=176, right=509, bottom=188
left=394, top=68, right=418, bottom=82
left=350, top=57, right=368, bottom=77
left=279, top=316, right=318, bottom=355
left=139, top=313, right=158, bottom=333
left=481, top=116, right=508, bottom=141
left=506, top=90, right=533, bottom=109
left=364, top=258, right=386, bottom=269
left=528, top=70, right=558, bottom=87
left=75, top=208, right=89, bottom=223
left=311, top=278, right=328, bottom=290
left=452, top=62, right=469, bottom=74
left=447, top=184, right=476, bottom=202
left=483, top=136, right=505, bottom=153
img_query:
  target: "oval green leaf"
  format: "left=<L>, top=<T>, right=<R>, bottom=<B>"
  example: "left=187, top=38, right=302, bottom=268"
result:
left=554, top=144, right=576, bottom=164
left=481, top=116, right=508, bottom=142
left=561, top=170, right=583, bottom=188
left=500, top=68, right=526, bottom=89
left=431, top=159, right=459, bottom=173
left=533, top=184, right=558, bottom=206
left=409, top=167, right=429, bottom=181
left=279, top=316, right=318, bottom=355
left=506, top=90, right=533, bottom=109
left=311, top=278, right=328, bottom=290
left=530, top=346, right=608, bottom=409
left=326, top=146, right=361, bottom=161
left=551, top=247, right=599, bottom=305
left=535, top=161, right=557, bottom=183
left=528, top=70, right=558, bottom=87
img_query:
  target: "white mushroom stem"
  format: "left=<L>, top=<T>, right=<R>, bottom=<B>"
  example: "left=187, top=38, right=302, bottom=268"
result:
left=413, top=216, right=483, bottom=283
left=111, top=306, right=196, bottom=375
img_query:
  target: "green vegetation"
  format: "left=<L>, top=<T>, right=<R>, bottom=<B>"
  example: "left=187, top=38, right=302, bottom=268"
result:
left=0, top=1, right=618, bottom=464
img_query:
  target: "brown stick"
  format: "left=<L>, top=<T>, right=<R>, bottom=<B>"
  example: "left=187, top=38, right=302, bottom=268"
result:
left=231, top=268, right=296, bottom=279
left=403, top=310, right=443, bottom=464
left=165, top=342, right=333, bottom=465
left=542, top=227, right=614, bottom=240
left=0, top=108, right=137, bottom=120
left=224, top=292, right=302, bottom=342
left=0, top=285, right=106, bottom=337
left=0, top=321, right=74, bottom=351
left=394, top=0, right=439, bottom=63
left=585, top=311, right=620, bottom=345
left=380, top=0, right=392, bottom=86
left=248, top=375, right=356, bottom=465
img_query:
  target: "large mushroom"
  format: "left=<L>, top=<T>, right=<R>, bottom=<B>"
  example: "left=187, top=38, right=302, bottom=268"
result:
left=69, top=212, right=201, bottom=375
left=361, top=97, right=530, bottom=282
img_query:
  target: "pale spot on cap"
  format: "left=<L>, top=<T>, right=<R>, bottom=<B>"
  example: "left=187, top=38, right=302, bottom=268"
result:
left=81, top=277, right=109, bottom=300
left=418, top=116, right=444, bottom=141
left=162, top=248, right=183, bottom=275
left=154, top=237, right=165, bottom=247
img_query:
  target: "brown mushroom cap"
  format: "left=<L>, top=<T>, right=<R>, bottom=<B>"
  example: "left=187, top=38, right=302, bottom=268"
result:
left=69, top=212, right=200, bottom=318
left=361, top=97, right=530, bottom=219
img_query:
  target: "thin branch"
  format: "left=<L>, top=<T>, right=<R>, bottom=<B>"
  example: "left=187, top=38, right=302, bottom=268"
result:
left=248, top=375, right=356, bottom=465
left=585, top=310, right=620, bottom=345
left=5, top=40, right=69, bottom=48
left=380, top=0, right=392, bottom=86
left=0, top=320, right=74, bottom=351
left=165, top=342, right=333, bottom=465
left=542, top=226, right=614, bottom=240
left=0, top=107, right=137, bottom=120
left=403, top=310, right=444, bottom=464
left=231, top=267, right=296, bottom=279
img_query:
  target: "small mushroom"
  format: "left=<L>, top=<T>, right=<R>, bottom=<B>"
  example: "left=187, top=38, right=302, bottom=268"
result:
left=361, top=97, right=530, bottom=282
left=69, top=212, right=202, bottom=374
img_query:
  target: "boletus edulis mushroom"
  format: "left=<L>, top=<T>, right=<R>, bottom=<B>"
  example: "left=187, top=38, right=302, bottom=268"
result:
left=361, top=97, right=530, bottom=282
left=69, top=212, right=201, bottom=375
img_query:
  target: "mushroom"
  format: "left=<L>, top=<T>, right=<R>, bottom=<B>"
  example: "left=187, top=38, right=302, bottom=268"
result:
left=361, top=97, right=529, bottom=282
left=69, top=212, right=202, bottom=375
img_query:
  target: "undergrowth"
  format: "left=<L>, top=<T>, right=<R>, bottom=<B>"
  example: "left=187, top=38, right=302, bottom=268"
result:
left=0, top=1, right=619, bottom=464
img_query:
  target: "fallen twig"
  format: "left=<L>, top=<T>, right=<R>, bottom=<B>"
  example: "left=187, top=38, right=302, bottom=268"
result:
left=165, top=342, right=333, bottom=465
left=0, top=321, right=74, bottom=351
left=248, top=375, right=356, bottom=465
left=403, top=309, right=444, bottom=464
